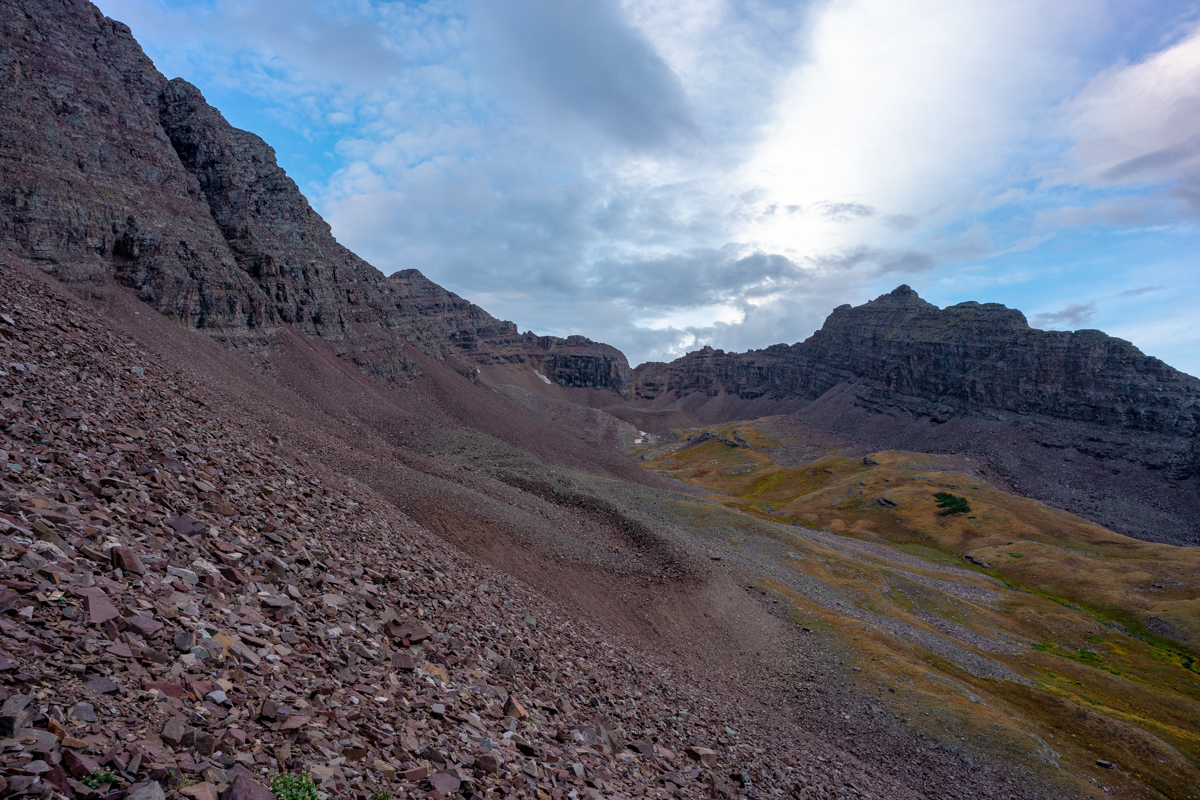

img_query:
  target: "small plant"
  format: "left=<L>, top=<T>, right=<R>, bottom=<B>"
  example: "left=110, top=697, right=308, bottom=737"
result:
left=270, top=772, right=319, bottom=800
left=933, top=492, right=970, bottom=516
left=372, top=790, right=394, bottom=800
left=82, top=768, right=117, bottom=789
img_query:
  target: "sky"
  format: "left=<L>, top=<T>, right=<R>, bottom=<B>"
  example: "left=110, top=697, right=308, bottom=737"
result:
left=95, top=0, right=1200, bottom=374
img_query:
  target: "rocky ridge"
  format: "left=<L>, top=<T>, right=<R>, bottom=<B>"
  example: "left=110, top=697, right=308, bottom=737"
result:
left=0, top=0, right=627, bottom=394
left=634, top=286, right=1200, bottom=448
left=0, top=260, right=920, bottom=800
left=388, top=271, right=632, bottom=397
left=630, top=286, right=1200, bottom=542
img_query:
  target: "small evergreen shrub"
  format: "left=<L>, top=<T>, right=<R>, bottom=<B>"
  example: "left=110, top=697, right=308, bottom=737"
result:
left=83, top=768, right=117, bottom=789
left=933, top=492, right=970, bottom=516
left=270, top=772, right=319, bottom=800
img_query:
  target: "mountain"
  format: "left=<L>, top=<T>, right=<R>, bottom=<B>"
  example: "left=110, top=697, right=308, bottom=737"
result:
left=619, top=286, right=1200, bottom=545
left=0, top=0, right=624, bottom=389
left=1, top=2, right=1197, bottom=798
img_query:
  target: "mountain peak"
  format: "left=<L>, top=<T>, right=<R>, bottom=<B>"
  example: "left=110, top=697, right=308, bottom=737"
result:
left=866, top=284, right=939, bottom=311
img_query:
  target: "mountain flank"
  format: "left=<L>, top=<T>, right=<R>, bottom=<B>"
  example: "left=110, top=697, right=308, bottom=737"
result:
left=0, top=1, right=1196, bottom=798
left=0, top=0, right=624, bottom=391
left=619, top=286, right=1200, bottom=545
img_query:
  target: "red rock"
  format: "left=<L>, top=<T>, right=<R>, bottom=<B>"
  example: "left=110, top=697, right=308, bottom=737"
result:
left=169, top=515, right=206, bottom=536
left=278, top=716, right=311, bottom=731
left=477, top=752, right=502, bottom=775
left=429, top=770, right=461, bottom=795
left=390, top=652, right=416, bottom=671
left=161, top=716, right=188, bottom=746
left=63, top=749, right=100, bottom=779
left=43, top=765, right=70, bottom=794
left=110, top=546, right=146, bottom=575
left=384, top=620, right=432, bottom=642
left=81, top=589, right=119, bottom=624
left=124, top=615, right=164, bottom=637
left=684, top=746, right=717, bottom=768
left=402, top=765, right=429, bottom=782
left=85, top=676, right=121, bottom=694
left=219, top=774, right=274, bottom=800
left=503, top=695, right=530, bottom=719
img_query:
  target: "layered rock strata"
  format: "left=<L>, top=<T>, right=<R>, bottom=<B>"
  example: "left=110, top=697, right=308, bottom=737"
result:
left=0, top=0, right=444, bottom=380
left=390, top=269, right=632, bottom=397
left=635, top=286, right=1200, bottom=478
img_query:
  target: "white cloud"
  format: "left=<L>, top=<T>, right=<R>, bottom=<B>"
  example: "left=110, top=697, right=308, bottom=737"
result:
left=737, top=0, right=1092, bottom=256
left=1061, top=21, right=1200, bottom=210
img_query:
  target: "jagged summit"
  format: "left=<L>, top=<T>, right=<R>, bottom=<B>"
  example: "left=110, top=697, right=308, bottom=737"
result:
left=628, top=284, right=1200, bottom=542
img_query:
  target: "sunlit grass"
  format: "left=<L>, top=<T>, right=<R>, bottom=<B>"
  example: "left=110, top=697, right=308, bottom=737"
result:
left=639, top=418, right=1200, bottom=799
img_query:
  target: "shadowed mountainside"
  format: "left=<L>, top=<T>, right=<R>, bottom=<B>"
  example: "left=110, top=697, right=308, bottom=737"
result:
left=621, top=287, right=1200, bottom=545
left=0, top=0, right=625, bottom=390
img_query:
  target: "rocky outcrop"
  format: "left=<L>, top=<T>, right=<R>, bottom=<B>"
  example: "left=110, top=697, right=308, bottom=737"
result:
left=0, top=0, right=444, bottom=380
left=390, top=269, right=633, bottom=397
left=632, top=286, right=1200, bottom=542
left=0, top=0, right=631, bottom=391
left=636, top=285, right=1200, bottom=456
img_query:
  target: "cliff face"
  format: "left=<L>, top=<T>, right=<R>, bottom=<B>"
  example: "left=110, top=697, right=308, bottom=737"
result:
left=636, top=286, right=1200, bottom=444
left=0, top=0, right=631, bottom=391
left=0, top=0, right=446, bottom=380
left=390, top=269, right=633, bottom=397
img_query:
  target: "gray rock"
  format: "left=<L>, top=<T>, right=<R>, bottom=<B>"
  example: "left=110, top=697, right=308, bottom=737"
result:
left=127, top=781, right=166, bottom=800
left=69, top=701, right=97, bottom=723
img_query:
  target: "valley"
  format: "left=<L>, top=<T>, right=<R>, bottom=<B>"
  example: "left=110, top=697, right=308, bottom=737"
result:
left=639, top=420, right=1200, bottom=798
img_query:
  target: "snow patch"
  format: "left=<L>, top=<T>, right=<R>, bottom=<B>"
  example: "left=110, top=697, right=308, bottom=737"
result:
left=534, top=370, right=553, bottom=385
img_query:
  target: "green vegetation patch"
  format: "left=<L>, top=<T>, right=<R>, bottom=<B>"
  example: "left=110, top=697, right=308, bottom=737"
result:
left=271, top=773, right=319, bottom=800
left=933, top=492, right=971, bottom=516
left=83, top=769, right=117, bottom=789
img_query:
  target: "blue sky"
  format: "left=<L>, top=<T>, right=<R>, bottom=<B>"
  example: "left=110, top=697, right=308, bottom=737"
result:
left=96, top=0, right=1200, bottom=374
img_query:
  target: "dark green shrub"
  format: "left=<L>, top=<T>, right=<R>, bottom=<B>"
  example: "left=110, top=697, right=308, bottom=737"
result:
left=270, top=773, right=319, bottom=800
left=83, top=768, right=117, bottom=789
left=933, top=492, right=971, bottom=516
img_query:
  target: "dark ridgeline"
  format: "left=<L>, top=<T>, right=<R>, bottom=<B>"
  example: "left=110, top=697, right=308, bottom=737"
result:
left=635, top=285, right=1200, bottom=445
left=0, top=0, right=625, bottom=388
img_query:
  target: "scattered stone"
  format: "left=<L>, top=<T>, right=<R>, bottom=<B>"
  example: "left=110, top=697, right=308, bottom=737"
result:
left=111, top=546, right=146, bottom=575
left=81, top=589, right=120, bottom=624
left=85, top=676, right=121, bottom=694
left=685, top=746, right=718, bottom=768
left=68, top=702, right=97, bottom=723
left=429, top=770, right=462, bottom=795
left=219, top=774, right=274, bottom=800
left=128, top=781, right=167, bottom=800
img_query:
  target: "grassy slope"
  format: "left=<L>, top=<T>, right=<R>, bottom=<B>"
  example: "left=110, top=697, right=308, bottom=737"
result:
left=640, top=420, right=1200, bottom=800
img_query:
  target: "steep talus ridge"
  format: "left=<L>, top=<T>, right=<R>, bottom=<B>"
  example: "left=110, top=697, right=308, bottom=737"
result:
left=0, top=261, right=942, bottom=800
left=390, top=269, right=633, bottom=397
left=632, top=286, right=1200, bottom=543
left=0, top=0, right=445, bottom=380
left=0, top=0, right=259, bottom=320
left=637, top=285, right=1200, bottom=440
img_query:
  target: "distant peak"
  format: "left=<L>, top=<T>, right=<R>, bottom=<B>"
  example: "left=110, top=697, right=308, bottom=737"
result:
left=858, top=284, right=938, bottom=312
